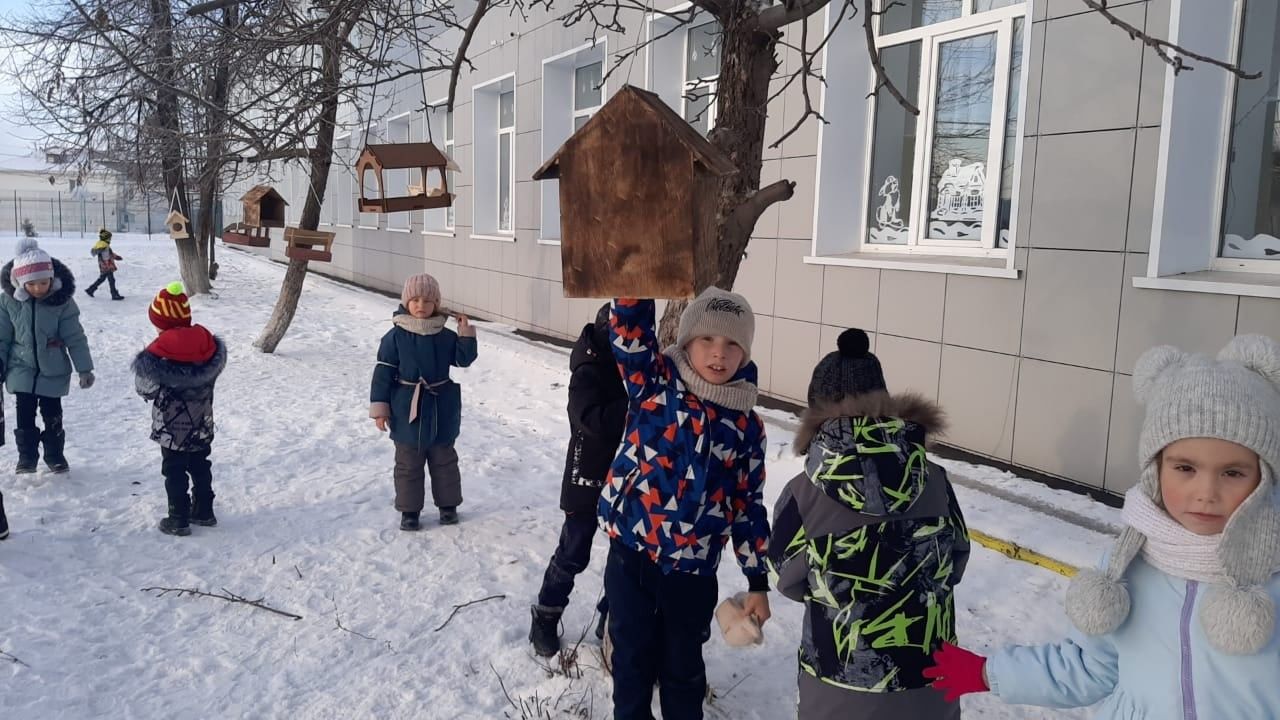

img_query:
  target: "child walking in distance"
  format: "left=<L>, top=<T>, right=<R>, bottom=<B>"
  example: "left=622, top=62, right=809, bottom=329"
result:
left=370, top=273, right=477, bottom=530
left=132, top=283, right=227, bottom=537
left=0, top=238, right=94, bottom=474
left=925, top=335, right=1280, bottom=718
left=85, top=228, right=123, bottom=300
left=599, top=288, right=771, bottom=720
left=529, top=303, right=627, bottom=657
left=769, top=328, right=969, bottom=719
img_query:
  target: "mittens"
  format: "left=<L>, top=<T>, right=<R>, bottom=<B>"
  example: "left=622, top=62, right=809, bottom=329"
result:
left=715, top=592, right=763, bottom=647
left=922, top=642, right=989, bottom=702
left=79, top=372, right=95, bottom=389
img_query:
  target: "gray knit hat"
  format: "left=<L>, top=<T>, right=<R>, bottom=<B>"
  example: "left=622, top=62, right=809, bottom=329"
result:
left=675, top=287, right=754, bottom=368
left=806, top=329, right=887, bottom=407
left=1066, top=334, right=1280, bottom=655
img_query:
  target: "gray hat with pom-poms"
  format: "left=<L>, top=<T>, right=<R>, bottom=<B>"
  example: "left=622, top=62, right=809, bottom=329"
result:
left=1065, top=334, right=1280, bottom=655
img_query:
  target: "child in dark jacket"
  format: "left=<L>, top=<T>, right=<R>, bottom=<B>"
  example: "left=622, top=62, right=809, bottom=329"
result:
left=132, top=283, right=227, bottom=537
left=370, top=273, right=478, bottom=530
left=599, top=288, right=771, bottom=720
left=768, top=329, right=969, bottom=720
left=0, top=239, right=94, bottom=474
left=85, top=228, right=123, bottom=300
left=529, top=303, right=628, bottom=657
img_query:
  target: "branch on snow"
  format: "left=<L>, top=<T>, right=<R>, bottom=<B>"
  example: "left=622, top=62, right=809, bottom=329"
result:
left=434, top=593, right=506, bottom=632
left=725, top=179, right=796, bottom=242
left=0, top=647, right=30, bottom=668
left=1078, top=0, right=1261, bottom=79
left=142, top=586, right=303, bottom=621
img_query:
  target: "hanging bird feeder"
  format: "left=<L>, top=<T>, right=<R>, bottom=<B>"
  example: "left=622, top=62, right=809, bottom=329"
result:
left=222, top=222, right=270, bottom=248
left=165, top=210, right=191, bottom=240
left=284, top=227, right=334, bottom=263
left=355, top=143, right=457, bottom=213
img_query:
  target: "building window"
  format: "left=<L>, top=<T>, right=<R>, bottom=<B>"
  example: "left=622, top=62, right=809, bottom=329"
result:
left=334, top=134, right=353, bottom=226
left=498, top=90, right=515, bottom=232
left=683, top=20, right=720, bottom=135
left=386, top=114, right=412, bottom=231
left=421, top=105, right=455, bottom=233
left=472, top=74, right=517, bottom=238
left=1217, top=0, right=1280, bottom=269
left=863, top=3, right=1025, bottom=255
left=541, top=40, right=608, bottom=242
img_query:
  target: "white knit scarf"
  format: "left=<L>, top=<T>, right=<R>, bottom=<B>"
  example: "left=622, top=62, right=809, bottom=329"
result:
left=1121, top=486, right=1226, bottom=584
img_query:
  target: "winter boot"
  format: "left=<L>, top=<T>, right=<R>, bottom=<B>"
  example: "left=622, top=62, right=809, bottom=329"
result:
left=439, top=507, right=459, bottom=525
left=160, top=492, right=191, bottom=536
left=400, top=511, right=421, bottom=531
left=159, top=517, right=191, bottom=537
left=190, top=498, right=218, bottom=527
left=41, top=425, right=68, bottom=473
left=111, top=294, right=124, bottom=301
left=14, top=428, right=38, bottom=474
left=529, top=605, right=563, bottom=657
left=84, top=286, right=95, bottom=298
left=595, top=610, right=608, bottom=642
left=0, top=492, right=9, bottom=540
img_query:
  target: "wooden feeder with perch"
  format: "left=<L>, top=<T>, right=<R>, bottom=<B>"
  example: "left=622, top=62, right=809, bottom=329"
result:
left=221, top=222, right=270, bottom=248
left=284, top=227, right=335, bottom=263
left=239, top=185, right=288, bottom=228
left=165, top=210, right=191, bottom=240
left=355, top=143, right=458, bottom=213
left=532, top=85, right=735, bottom=299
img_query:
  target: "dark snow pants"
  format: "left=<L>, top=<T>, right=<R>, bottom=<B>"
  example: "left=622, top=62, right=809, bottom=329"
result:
left=162, top=446, right=213, bottom=521
left=537, top=511, right=610, bottom=617
left=86, top=271, right=118, bottom=296
left=605, top=541, right=718, bottom=720
left=393, top=442, right=461, bottom=512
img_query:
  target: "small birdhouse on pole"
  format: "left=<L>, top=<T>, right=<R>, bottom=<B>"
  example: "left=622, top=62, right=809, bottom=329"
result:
left=533, top=85, right=735, bottom=299
left=165, top=210, right=191, bottom=240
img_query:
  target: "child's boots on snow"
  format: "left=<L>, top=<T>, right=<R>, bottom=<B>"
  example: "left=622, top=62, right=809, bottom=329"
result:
left=400, top=511, right=421, bottom=531
left=41, top=422, right=69, bottom=473
left=529, top=605, right=563, bottom=657
left=191, top=486, right=217, bottom=527
left=439, top=507, right=459, bottom=525
left=14, top=429, right=38, bottom=474
left=160, top=492, right=192, bottom=537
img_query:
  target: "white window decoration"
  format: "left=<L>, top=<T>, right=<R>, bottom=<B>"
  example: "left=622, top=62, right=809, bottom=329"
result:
left=386, top=113, right=412, bottom=231
left=541, top=40, right=608, bottom=243
left=1216, top=0, right=1280, bottom=269
left=472, top=74, right=517, bottom=238
left=683, top=21, right=720, bottom=135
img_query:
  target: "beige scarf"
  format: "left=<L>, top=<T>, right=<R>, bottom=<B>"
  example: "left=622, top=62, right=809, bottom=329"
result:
left=1121, top=486, right=1226, bottom=584
left=393, top=314, right=447, bottom=336
left=664, top=346, right=758, bottom=413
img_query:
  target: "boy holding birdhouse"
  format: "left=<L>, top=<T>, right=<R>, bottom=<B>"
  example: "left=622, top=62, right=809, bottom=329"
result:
left=369, top=273, right=478, bottom=530
left=598, top=287, right=771, bottom=720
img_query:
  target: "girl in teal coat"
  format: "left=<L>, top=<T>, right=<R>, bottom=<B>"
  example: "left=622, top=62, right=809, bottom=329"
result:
left=0, top=239, right=95, bottom=473
left=369, top=273, right=477, bottom=530
left=925, top=335, right=1280, bottom=719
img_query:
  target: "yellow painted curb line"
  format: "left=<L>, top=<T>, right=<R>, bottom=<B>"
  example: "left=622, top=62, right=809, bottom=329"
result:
left=969, top=529, right=1079, bottom=578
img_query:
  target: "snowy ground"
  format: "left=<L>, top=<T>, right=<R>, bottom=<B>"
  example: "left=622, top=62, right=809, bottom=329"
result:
left=0, top=234, right=1117, bottom=719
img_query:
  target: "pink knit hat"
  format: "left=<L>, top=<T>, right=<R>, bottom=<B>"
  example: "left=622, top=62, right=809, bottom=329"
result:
left=402, top=273, right=441, bottom=307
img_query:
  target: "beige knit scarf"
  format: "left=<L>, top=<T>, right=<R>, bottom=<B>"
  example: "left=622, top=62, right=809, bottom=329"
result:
left=664, top=346, right=758, bottom=413
left=393, top=314, right=447, bottom=336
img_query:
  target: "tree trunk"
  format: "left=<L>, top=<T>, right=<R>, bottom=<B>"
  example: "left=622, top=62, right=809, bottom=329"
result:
left=254, top=29, right=342, bottom=353
left=657, top=4, right=785, bottom=347
left=148, top=0, right=211, bottom=295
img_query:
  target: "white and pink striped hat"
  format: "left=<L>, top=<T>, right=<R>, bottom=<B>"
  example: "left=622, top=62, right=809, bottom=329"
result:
left=11, top=238, right=54, bottom=286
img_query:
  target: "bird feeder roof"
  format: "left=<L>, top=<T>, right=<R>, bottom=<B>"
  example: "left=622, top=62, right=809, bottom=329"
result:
left=359, top=143, right=453, bottom=170
left=240, top=185, right=288, bottom=206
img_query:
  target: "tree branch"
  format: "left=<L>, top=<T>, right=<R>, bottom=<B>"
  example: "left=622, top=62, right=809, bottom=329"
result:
left=757, top=0, right=831, bottom=34
left=434, top=593, right=506, bottom=632
left=446, top=0, right=492, bottom=111
left=0, top=648, right=30, bottom=668
left=863, top=0, right=917, bottom=115
left=725, top=179, right=796, bottom=242
left=1078, top=0, right=1261, bottom=79
left=142, top=586, right=303, bottom=621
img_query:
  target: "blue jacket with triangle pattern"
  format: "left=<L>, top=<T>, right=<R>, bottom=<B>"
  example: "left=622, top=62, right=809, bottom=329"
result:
left=597, top=298, right=770, bottom=585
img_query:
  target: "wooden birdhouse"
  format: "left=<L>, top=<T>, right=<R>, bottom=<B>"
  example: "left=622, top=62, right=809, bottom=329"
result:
left=165, top=210, right=190, bottom=240
left=284, top=227, right=335, bottom=263
left=532, top=85, right=735, bottom=299
left=355, top=143, right=458, bottom=213
left=222, top=222, right=270, bottom=248
left=240, top=185, right=288, bottom=228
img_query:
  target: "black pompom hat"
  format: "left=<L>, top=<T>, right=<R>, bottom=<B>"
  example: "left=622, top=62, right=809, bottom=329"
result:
left=805, top=328, right=888, bottom=407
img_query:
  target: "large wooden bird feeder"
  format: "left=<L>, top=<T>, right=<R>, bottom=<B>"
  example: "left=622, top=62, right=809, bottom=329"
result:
left=284, top=227, right=335, bottom=263
left=355, top=143, right=458, bottom=213
left=533, top=85, right=735, bottom=299
left=239, top=185, right=288, bottom=228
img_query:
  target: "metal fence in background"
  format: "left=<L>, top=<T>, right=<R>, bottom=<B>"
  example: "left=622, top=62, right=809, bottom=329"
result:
left=0, top=189, right=226, bottom=240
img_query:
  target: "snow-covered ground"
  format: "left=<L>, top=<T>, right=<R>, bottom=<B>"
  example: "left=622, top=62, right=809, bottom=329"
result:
left=0, top=234, right=1115, bottom=718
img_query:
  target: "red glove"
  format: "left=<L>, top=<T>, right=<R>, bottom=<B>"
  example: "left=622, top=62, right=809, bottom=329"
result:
left=922, top=642, right=989, bottom=702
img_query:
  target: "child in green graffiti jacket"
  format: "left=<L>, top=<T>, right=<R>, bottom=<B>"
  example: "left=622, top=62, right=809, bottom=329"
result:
left=767, top=329, right=970, bottom=720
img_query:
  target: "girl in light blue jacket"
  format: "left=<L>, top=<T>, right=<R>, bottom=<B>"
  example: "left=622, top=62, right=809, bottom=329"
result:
left=925, top=335, right=1280, bottom=719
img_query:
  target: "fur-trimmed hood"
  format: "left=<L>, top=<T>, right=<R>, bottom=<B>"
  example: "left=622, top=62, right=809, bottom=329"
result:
left=132, top=335, right=227, bottom=388
left=1, top=257, right=75, bottom=304
left=793, top=391, right=946, bottom=455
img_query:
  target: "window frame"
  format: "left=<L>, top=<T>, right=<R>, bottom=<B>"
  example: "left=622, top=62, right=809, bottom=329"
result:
left=1207, top=0, right=1280, bottom=275
left=540, top=39, right=608, bottom=244
left=497, top=89, right=515, bottom=233
left=470, top=73, right=518, bottom=241
left=334, top=133, right=354, bottom=227
left=858, top=3, right=1023, bottom=259
left=682, top=19, right=720, bottom=134
left=421, top=100, right=456, bottom=236
left=385, top=111, right=414, bottom=233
